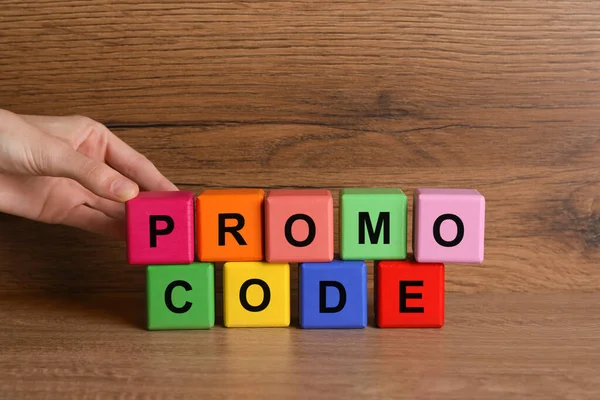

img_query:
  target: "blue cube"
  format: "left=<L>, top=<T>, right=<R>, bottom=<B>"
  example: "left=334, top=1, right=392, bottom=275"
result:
left=299, top=260, right=368, bottom=329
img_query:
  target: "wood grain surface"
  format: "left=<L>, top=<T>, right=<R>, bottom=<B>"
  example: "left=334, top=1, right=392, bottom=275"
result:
left=1, top=292, right=599, bottom=399
left=1, top=3, right=600, bottom=398
left=1, top=1, right=600, bottom=294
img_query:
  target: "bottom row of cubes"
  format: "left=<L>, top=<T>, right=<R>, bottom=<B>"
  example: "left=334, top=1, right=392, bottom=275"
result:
left=146, top=260, right=445, bottom=330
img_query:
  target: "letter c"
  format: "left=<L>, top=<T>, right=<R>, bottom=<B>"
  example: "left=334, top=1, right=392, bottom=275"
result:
left=165, top=280, right=193, bottom=314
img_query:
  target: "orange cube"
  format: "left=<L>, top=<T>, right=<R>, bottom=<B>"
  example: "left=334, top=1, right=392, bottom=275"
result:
left=196, top=189, right=264, bottom=261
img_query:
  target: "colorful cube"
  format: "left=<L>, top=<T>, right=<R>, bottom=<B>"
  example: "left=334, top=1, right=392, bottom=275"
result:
left=299, top=260, right=367, bottom=329
left=147, top=263, right=215, bottom=330
left=126, top=191, right=195, bottom=265
left=340, top=188, right=408, bottom=260
left=376, top=260, right=444, bottom=328
left=196, top=189, right=264, bottom=262
left=413, top=188, right=485, bottom=263
left=265, top=189, right=334, bottom=263
left=223, top=262, right=290, bottom=327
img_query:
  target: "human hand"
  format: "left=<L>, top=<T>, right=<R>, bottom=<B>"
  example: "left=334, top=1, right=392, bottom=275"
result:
left=0, top=109, right=178, bottom=239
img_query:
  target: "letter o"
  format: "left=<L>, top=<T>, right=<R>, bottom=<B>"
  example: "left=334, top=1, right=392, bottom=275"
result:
left=239, top=279, right=271, bottom=312
left=433, top=214, right=464, bottom=247
left=284, top=214, right=316, bottom=247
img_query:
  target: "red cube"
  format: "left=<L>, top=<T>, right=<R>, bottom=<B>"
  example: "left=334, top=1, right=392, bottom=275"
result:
left=376, top=260, right=444, bottom=328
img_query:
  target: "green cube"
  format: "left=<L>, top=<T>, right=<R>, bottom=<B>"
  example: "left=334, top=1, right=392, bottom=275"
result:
left=340, top=188, right=408, bottom=260
left=147, top=263, right=215, bottom=330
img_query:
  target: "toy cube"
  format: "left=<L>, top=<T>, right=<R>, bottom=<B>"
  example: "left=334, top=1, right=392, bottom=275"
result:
left=413, top=188, right=485, bottom=263
left=299, top=260, right=367, bottom=329
left=147, top=263, right=215, bottom=330
left=340, top=188, right=408, bottom=260
left=223, top=262, right=290, bottom=327
left=197, top=189, right=264, bottom=262
left=376, top=260, right=444, bottom=328
left=126, top=191, right=195, bottom=265
left=265, top=189, right=334, bottom=263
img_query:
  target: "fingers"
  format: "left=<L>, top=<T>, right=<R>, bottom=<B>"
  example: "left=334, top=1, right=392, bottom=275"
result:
left=0, top=172, right=123, bottom=222
left=85, top=193, right=125, bottom=220
left=0, top=112, right=138, bottom=202
left=18, top=113, right=178, bottom=192
left=105, top=133, right=179, bottom=192
left=45, top=140, right=140, bottom=202
left=0, top=173, right=126, bottom=240
left=61, top=205, right=126, bottom=240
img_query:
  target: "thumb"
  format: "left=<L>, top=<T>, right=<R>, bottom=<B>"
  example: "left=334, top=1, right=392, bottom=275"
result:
left=46, top=140, right=140, bottom=202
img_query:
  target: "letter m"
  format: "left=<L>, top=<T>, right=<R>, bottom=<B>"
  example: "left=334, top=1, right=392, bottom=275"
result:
left=358, top=212, right=390, bottom=245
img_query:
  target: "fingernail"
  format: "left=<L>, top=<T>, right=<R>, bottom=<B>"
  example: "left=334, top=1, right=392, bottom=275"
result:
left=111, top=179, right=138, bottom=201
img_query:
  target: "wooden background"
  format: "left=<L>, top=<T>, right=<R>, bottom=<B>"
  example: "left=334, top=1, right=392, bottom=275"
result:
left=2, top=2, right=600, bottom=398
left=1, top=0, right=600, bottom=296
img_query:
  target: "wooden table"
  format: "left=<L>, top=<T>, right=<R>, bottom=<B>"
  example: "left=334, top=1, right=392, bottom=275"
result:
left=2, top=292, right=599, bottom=398
left=1, top=0, right=600, bottom=398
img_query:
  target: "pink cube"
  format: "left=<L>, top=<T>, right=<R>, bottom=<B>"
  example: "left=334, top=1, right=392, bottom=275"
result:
left=265, top=190, right=334, bottom=263
left=413, top=188, right=485, bottom=264
left=126, top=191, right=195, bottom=265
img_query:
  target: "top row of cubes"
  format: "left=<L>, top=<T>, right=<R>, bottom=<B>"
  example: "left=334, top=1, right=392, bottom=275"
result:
left=126, top=188, right=485, bottom=265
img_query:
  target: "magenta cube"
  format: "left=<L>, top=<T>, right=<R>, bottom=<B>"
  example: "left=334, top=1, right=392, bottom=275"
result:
left=265, top=189, right=334, bottom=263
left=413, top=188, right=485, bottom=264
left=126, top=191, right=195, bottom=265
